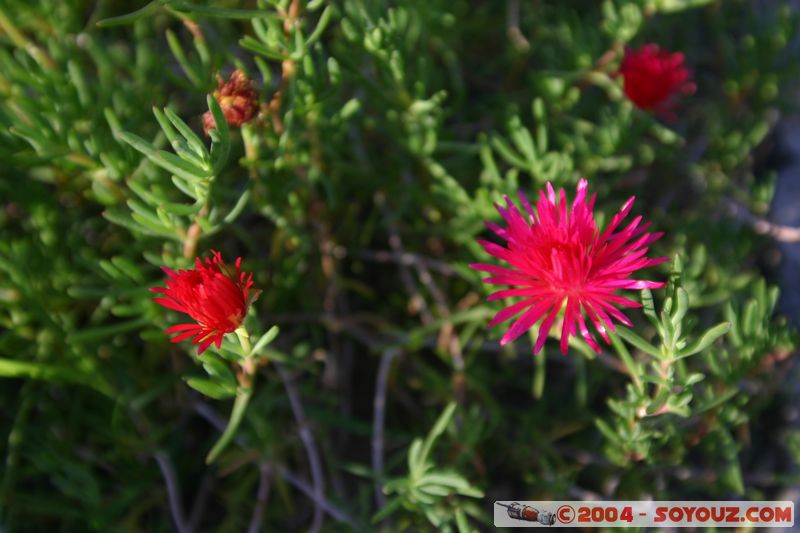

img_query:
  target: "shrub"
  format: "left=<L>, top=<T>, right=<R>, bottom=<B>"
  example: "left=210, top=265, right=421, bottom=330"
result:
left=0, top=1, right=798, bottom=531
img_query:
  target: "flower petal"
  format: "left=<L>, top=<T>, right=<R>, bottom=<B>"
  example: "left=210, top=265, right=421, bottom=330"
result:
left=500, top=299, right=553, bottom=346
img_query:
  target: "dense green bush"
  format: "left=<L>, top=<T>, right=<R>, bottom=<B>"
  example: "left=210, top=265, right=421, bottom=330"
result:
left=1, top=0, right=799, bottom=531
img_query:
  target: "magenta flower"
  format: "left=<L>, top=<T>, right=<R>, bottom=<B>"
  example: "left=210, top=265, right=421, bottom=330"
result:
left=470, top=179, right=667, bottom=355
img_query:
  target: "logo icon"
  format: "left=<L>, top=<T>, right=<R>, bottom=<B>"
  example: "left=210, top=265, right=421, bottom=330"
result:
left=556, top=504, right=575, bottom=524
left=496, top=502, right=556, bottom=525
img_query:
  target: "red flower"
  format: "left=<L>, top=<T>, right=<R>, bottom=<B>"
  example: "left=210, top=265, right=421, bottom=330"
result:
left=470, top=179, right=667, bottom=355
left=151, top=251, right=257, bottom=355
left=619, top=44, right=695, bottom=118
left=202, top=70, right=260, bottom=135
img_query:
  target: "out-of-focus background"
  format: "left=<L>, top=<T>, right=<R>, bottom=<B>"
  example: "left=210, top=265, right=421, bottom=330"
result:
left=1, top=1, right=799, bottom=531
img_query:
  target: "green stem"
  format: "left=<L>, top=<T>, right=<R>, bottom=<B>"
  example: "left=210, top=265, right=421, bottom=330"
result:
left=241, top=123, right=260, bottom=180
left=205, top=326, right=255, bottom=464
left=532, top=344, right=546, bottom=399
left=0, top=8, right=55, bottom=70
left=610, top=333, right=644, bottom=395
left=205, top=386, right=253, bottom=464
left=236, top=326, right=252, bottom=357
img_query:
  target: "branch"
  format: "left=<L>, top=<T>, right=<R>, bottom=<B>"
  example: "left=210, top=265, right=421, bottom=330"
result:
left=182, top=205, right=208, bottom=260
left=194, top=400, right=357, bottom=527
left=350, top=248, right=462, bottom=278
left=374, top=191, right=466, bottom=401
left=276, top=365, right=325, bottom=533
left=154, top=451, right=191, bottom=533
left=371, top=349, right=400, bottom=510
left=268, top=0, right=302, bottom=134
left=194, top=401, right=239, bottom=439
left=725, top=198, right=800, bottom=243
left=188, top=475, right=214, bottom=531
left=506, top=0, right=530, bottom=52
left=276, top=466, right=359, bottom=527
left=375, top=191, right=433, bottom=324
left=247, top=462, right=273, bottom=533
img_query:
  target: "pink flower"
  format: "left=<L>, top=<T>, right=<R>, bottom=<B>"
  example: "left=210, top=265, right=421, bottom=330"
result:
left=619, top=44, right=695, bottom=118
left=470, top=179, right=667, bottom=355
left=151, top=251, right=258, bottom=355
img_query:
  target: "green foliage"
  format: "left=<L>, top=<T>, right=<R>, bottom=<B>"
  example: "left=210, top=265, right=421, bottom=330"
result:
left=377, top=403, right=483, bottom=531
left=0, top=0, right=798, bottom=531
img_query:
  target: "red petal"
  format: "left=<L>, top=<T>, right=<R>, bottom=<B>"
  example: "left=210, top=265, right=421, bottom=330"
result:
left=153, top=297, right=189, bottom=313
left=488, top=297, right=538, bottom=327
left=534, top=305, right=561, bottom=354
left=165, top=323, right=202, bottom=333
left=501, top=299, right=554, bottom=346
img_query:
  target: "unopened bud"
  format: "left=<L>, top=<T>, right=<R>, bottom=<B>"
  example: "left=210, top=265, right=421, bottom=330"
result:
left=203, top=70, right=260, bottom=135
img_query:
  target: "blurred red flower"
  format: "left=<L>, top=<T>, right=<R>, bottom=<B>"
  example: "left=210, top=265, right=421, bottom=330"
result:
left=202, top=70, right=260, bottom=135
left=619, top=44, right=695, bottom=118
left=151, top=251, right=257, bottom=355
left=470, top=179, right=667, bottom=355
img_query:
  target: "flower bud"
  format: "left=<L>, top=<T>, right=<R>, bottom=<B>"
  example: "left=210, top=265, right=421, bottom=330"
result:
left=202, top=70, right=260, bottom=135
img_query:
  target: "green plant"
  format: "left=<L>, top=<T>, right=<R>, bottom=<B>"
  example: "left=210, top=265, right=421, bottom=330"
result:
left=1, top=1, right=798, bottom=531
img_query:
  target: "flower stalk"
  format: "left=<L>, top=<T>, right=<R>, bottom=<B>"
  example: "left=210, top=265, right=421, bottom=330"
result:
left=206, top=326, right=256, bottom=464
left=235, top=326, right=256, bottom=388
